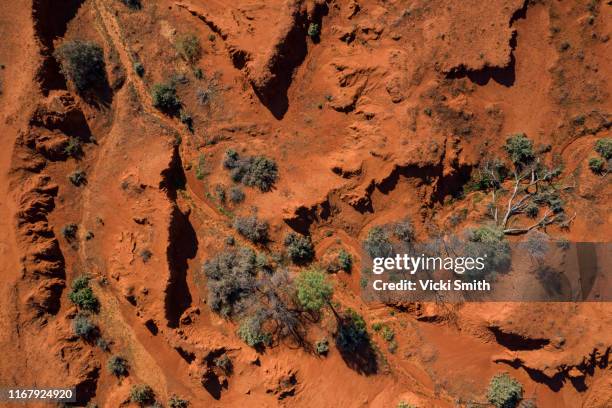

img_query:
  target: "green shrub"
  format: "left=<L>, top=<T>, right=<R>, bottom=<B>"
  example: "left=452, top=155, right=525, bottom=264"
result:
left=463, top=226, right=511, bottom=277
left=381, top=325, right=395, bottom=342
left=234, top=215, right=269, bottom=243
left=151, top=82, right=181, bottom=115
left=107, top=355, right=128, bottom=377
left=130, top=384, right=155, bottom=406
left=315, top=338, right=329, bottom=355
left=168, top=395, right=189, bottom=408
left=64, top=137, right=83, bottom=158
left=487, top=373, right=523, bottom=408
left=68, top=279, right=99, bottom=312
left=595, top=138, right=612, bottom=159
left=284, top=233, right=315, bottom=264
left=54, top=40, right=106, bottom=92
left=525, top=202, right=539, bottom=218
left=175, top=34, right=202, bottom=65
left=203, top=247, right=256, bottom=317
left=397, top=402, right=416, bottom=408
left=363, top=226, right=393, bottom=258
left=238, top=315, right=271, bottom=347
left=73, top=313, right=97, bottom=340
left=307, top=23, right=320, bottom=37
left=588, top=157, right=605, bottom=173
left=296, top=269, right=333, bottom=313
left=68, top=170, right=87, bottom=186
left=504, top=133, right=534, bottom=165
left=336, top=309, right=368, bottom=352
left=338, top=249, right=352, bottom=272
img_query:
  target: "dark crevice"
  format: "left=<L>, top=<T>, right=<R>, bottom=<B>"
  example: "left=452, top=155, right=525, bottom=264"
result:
left=283, top=200, right=331, bottom=235
left=32, top=0, right=85, bottom=94
left=489, top=326, right=550, bottom=351
left=165, top=205, right=197, bottom=328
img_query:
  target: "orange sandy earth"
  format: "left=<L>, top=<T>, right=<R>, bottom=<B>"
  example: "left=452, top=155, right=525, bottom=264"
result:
left=0, top=0, right=610, bottom=407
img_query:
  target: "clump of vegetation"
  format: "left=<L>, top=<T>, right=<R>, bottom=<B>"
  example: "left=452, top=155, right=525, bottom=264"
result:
left=203, top=247, right=256, bottom=317
left=54, top=40, right=106, bottom=93
left=486, top=373, right=523, bottom=408
left=195, top=154, right=206, bottom=180
left=68, top=275, right=99, bottom=312
left=336, top=309, right=369, bottom=352
left=68, top=170, right=87, bottom=186
left=175, top=34, right=202, bottom=65
left=151, top=82, right=181, bottom=115
left=463, top=225, right=511, bottom=277
left=130, top=384, right=155, bottom=406
left=588, top=157, right=605, bottom=174
left=315, top=338, right=329, bottom=355
left=229, top=186, right=245, bottom=203
left=363, top=226, right=393, bottom=258
left=397, top=402, right=416, bottom=408
left=238, top=314, right=271, bottom=347
left=234, top=215, right=269, bottom=243
left=139, top=248, right=152, bottom=263
left=307, top=22, right=320, bottom=38
left=73, top=312, right=97, bottom=340
left=337, top=249, right=352, bottom=272
left=64, top=137, right=83, bottom=158
left=594, top=138, right=612, bottom=160
left=284, top=232, right=315, bottom=264
left=296, top=269, right=333, bottom=313
left=224, top=149, right=278, bottom=192
left=504, top=133, right=534, bottom=166
left=168, top=395, right=189, bottom=408
left=107, top=355, right=128, bottom=377
left=61, top=223, right=78, bottom=240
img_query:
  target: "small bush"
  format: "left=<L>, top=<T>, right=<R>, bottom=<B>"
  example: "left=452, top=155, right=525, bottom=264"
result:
left=64, top=137, right=83, bottom=158
left=504, top=133, right=534, bottom=165
left=381, top=325, right=395, bottom=342
left=238, top=314, right=271, bottom=347
left=336, top=309, right=368, bottom=352
left=594, top=138, right=612, bottom=159
left=68, top=170, right=87, bottom=186
left=296, top=269, right=333, bottom=313
left=338, top=249, right=352, bottom=272
left=140, top=249, right=152, bottom=263
left=234, top=215, right=269, bottom=243
left=525, top=202, right=539, bottom=218
left=588, top=157, right=605, bottom=173
left=54, top=40, right=106, bottom=92
left=203, top=247, right=257, bottom=317
left=463, top=226, right=511, bottom=277
left=107, top=355, right=128, bottom=377
left=315, top=338, right=329, bottom=355
left=487, top=373, right=523, bottom=408
left=73, top=313, right=97, bottom=340
left=168, top=395, right=189, bottom=408
left=175, top=34, right=202, bottom=65
left=130, top=384, right=155, bottom=406
left=223, top=150, right=278, bottom=192
left=68, top=278, right=99, bottom=312
left=363, top=226, right=393, bottom=259
left=229, top=186, right=245, bottom=203
left=393, top=218, right=414, bottom=243
left=61, top=223, right=78, bottom=240
left=284, top=232, right=315, bottom=264
left=397, top=402, right=416, bottom=408
left=151, top=82, right=181, bottom=115
left=307, top=23, right=320, bottom=38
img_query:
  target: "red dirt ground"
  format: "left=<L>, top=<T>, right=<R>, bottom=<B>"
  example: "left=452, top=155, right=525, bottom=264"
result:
left=0, top=0, right=610, bottom=407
